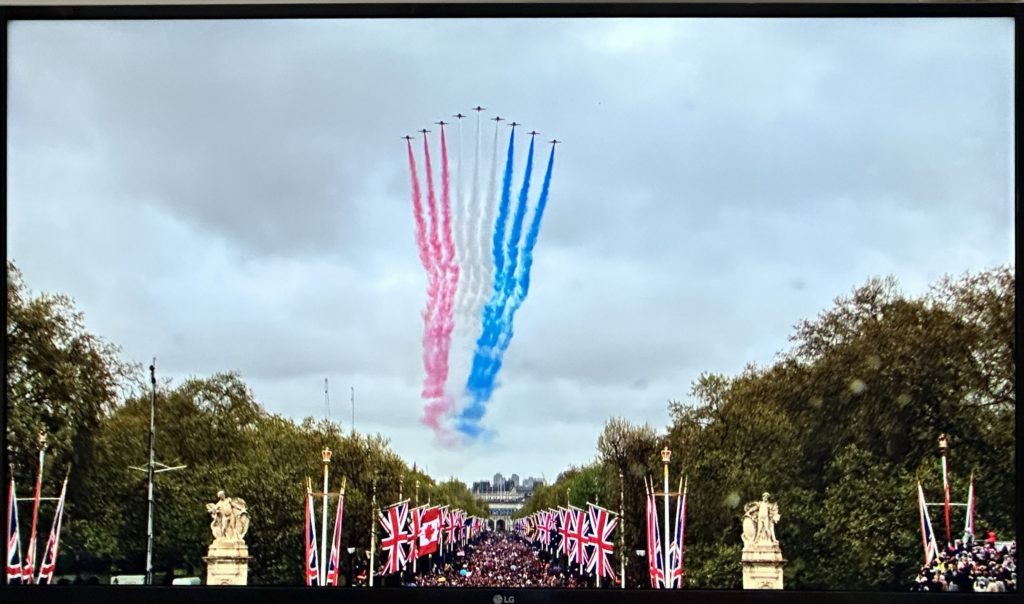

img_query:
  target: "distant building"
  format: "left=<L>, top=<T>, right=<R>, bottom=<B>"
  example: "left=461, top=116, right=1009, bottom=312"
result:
left=493, top=473, right=504, bottom=489
left=472, top=480, right=491, bottom=493
left=510, top=474, right=520, bottom=487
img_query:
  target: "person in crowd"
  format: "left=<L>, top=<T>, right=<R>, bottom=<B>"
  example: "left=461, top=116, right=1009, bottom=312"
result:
left=911, top=539, right=1016, bottom=592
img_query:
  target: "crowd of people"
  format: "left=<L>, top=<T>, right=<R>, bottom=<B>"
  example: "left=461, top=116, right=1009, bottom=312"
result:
left=911, top=533, right=1016, bottom=593
left=409, top=532, right=590, bottom=588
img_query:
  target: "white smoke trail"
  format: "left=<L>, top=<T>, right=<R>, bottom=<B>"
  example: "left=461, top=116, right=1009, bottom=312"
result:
left=452, top=114, right=472, bottom=332
left=476, top=119, right=502, bottom=316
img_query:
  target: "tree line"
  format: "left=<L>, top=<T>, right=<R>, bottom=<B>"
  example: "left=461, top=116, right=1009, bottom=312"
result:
left=514, top=267, right=1014, bottom=590
left=6, top=261, right=487, bottom=585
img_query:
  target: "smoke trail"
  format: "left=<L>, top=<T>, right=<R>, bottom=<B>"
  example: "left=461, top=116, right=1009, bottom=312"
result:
left=407, top=138, right=441, bottom=395
left=477, top=120, right=502, bottom=313
left=423, top=133, right=443, bottom=304
left=457, top=141, right=554, bottom=438
left=458, top=129, right=517, bottom=437
left=406, top=140, right=432, bottom=275
left=421, top=127, right=460, bottom=422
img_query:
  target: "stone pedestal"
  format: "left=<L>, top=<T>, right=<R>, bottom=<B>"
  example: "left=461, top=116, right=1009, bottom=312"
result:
left=204, top=539, right=250, bottom=586
left=741, top=543, right=785, bottom=589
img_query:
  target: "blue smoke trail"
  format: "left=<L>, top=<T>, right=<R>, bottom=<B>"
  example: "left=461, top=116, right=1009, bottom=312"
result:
left=458, top=130, right=516, bottom=435
left=458, top=138, right=551, bottom=438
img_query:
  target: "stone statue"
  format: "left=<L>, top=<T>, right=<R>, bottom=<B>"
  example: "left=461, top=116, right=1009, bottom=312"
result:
left=206, top=490, right=250, bottom=543
left=740, top=491, right=784, bottom=589
left=742, top=492, right=780, bottom=546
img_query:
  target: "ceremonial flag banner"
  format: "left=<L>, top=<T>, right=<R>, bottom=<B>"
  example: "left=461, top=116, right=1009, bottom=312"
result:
left=556, top=507, right=568, bottom=558
left=646, top=489, right=665, bottom=588
left=667, top=480, right=686, bottom=588
left=325, top=486, right=345, bottom=586
left=584, top=503, right=617, bottom=580
left=917, top=482, right=939, bottom=565
left=6, top=478, right=22, bottom=584
left=379, top=500, right=412, bottom=575
left=409, top=505, right=423, bottom=560
left=36, top=476, right=68, bottom=585
left=305, top=492, right=320, bottom=586
left=417, top=506, right=441, bottom=557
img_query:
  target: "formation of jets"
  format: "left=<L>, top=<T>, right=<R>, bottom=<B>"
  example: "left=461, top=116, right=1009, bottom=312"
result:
left=405, top=107, right=559, bottom=144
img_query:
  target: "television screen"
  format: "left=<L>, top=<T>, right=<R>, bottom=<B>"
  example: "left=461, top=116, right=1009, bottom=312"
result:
left=3, top=4, right=1017, bottom=602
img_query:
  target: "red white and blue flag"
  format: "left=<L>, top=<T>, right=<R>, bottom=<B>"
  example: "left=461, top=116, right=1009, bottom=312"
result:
left=667, top=478, right=687, bottom=588
left=305, top=491, right=320, bottom=586
left=917, top=482, right=939, bottom=565
left=36, top=476, right=68, bottom=585
left=583, top=503, right=617, bottom=580
left=646, top=485, right=665, bottom=588
left=6, top=478, right=22, bottom=584
left=325, top=486, right=345, bottom=586
left=565, top=506, right=588, bottom=567
left=556, top=507, right=568, bottom=557
left=378, top=500, right=412, bottom=574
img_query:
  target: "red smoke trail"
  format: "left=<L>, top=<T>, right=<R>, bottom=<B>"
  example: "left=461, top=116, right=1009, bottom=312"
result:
left=408, top=139, right=441, bottom=390
left=422, top=125, right=461, bottom=431
left=423, top=135, right=444, bottom=299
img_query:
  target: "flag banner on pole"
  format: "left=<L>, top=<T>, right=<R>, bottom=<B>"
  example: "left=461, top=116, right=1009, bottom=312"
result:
left=584, top=503, right=618, bottom=580
left=444, top=508, right=458, bottom=543
left=36, top=475, right=68, bottom=585
left=565, top=506, right=588, bottom=568
left=305, top=492, right=320, bottom=586
left=555, top=507, right=568, bottom=557
left=963, top=477, right=975, bottom=542
left=667, top=478, right=686, bottom=588
left=6, top=478, right=22, bottom=584
left=917, top=482, right=939, bottom=566
left=325, top=486, right=345, bottom=586
left=417, top=506, right=441, bottom=557
left=378, top=500, right=412, bottom=574
left=23, top=456, right=44, bottom=585
left=646, top=485, right=665, bottom=588
left=409, top=505, right=423, bottom=560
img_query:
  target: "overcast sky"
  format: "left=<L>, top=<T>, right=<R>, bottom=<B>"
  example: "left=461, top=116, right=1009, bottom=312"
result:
left=7, top=18, right=1014, bottom=485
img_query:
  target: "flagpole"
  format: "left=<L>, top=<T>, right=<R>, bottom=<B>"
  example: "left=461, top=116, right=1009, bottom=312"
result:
left=619, top=470, right=625, bottom=589
left=595, top=494, right=601, bottom=588
left=25, top=430, right=47, bottom=585
left=320, top=447, right=331, bottom=585
left=681, top=476, right=687, bottom=588
left=938, top=434, right=951, bottom=545
left=369, top=477, right=376, bottom=587
left=661, top=447, right=671, bottom=591
left=413, top=480, right=419, bottom=575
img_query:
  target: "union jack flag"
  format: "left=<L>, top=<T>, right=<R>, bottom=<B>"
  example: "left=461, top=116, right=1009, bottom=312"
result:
left=555, top=507, right=568, bottom=557
left=646, top=488, right=665, bottom=588
left=36, top=476, right=68, bottom=585
left=584, top=503, right=617, bottom=580
left=564, top=506, right=588, bottom=567
left=6, top=478, right=22, bottom=584
left=325, top=487, right=345, bottom=586
left=305, top=492, right=320, bottom=586
left=378, top=500, right=412, bottom=575
left=409, top=505, right=423, bottom=560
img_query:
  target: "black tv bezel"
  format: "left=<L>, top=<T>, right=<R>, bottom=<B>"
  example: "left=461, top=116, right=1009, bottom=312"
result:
left=1, top=3, right=1020, bottom=604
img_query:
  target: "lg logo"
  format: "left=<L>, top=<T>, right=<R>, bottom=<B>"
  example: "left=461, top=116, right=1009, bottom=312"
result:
left=492, top=594, right=515, bottom=604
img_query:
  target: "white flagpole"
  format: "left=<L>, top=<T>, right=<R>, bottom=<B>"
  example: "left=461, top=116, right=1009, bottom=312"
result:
left=320, top=447, right=331, bottom=586
left=368, top=479, right=376, bottom=587
left=661, top=448, right=671, bottom=591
